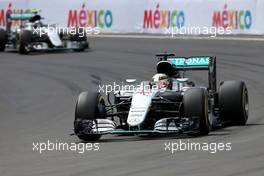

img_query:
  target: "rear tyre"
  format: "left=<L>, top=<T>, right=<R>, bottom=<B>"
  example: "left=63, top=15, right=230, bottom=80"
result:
left=19, top=30, right=32, bottom=54
left=183, top=88, right=211, bottom=135
left=74, top=91, right=106, bottom=141
left=71, top=28, right=89, bottom=52
left=218, top=81, right=249, bottom=125
left=0, top=28, right=8, bottom=52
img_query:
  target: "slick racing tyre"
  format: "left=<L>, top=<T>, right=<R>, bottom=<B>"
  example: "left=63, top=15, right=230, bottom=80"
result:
left=71, top=27, right=89, bottom=52
left=219, top=81, right=249, bottom=125
left=183, top=88, right=211, bottom=135
left=19, top=30, right=32, bottom=55
left=74, top=92, right=106, bottom=141
left=0, top=28, right=8, bottom=52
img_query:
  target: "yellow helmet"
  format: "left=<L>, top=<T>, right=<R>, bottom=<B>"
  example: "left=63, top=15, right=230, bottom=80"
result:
left=31, top=9, right=41, bottom=13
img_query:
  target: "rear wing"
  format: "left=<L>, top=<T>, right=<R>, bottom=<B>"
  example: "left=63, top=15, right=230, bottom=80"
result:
left=7, top=9, right=41, bottom=21
left=156, top=54, right=217, bottom=92
left=9, top=13, right=34, bottom=21
left=5, top=13, right=34, bottom=33
left=167, top=56, right=213, bottom=70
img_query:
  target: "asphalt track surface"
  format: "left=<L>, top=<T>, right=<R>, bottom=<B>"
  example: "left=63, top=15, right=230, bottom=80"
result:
left=0, top=37, right=264, bottom=176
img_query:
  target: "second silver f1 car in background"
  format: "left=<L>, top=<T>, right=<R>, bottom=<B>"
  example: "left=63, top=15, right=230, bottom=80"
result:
left=0, top=10, right=89, bottom=54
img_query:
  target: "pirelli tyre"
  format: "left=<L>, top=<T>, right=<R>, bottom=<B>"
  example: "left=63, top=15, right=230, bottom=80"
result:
left=71, top=27, right=89, bottom=52
left=0, top=28, right=8, bottom=52
left=19, top=30, right=32, bottom=55
left=183, top=88, right=211, bottom=135
left=219, top=81, right=249, bottom=125
left=74, top=92, right=106, bottom=141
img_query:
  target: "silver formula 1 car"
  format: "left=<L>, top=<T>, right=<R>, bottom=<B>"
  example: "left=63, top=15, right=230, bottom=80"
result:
left=0, top=11, right=88, bottom=54
left=73, top=54, right=249, bottom=141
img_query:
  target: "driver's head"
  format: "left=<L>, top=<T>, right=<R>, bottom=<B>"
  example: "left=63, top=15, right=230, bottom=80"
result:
left=151, top=73, right=170, bottom=89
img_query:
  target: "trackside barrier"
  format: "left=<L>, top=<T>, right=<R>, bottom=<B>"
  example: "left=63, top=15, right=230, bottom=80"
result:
left=1, top=0, right=264, bottom=34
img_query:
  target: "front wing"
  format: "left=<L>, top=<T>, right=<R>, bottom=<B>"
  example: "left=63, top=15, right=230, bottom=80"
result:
left=74, top=116, right=201, bottom=136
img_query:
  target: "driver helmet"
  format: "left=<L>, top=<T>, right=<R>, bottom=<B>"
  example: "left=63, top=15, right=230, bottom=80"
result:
left=151, top=73, right=171, bottom=89
left=29, top=9, right=42, bottom=23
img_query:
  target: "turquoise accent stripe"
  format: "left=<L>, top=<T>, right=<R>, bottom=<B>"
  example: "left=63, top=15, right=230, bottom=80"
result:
left=104, top=130, right=179, bottom=134
left=168, top=57, right=210, bottom=67
left=110, top=130, right=156, bottom=133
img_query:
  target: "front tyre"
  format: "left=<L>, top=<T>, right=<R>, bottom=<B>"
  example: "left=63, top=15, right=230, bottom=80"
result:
left=218, top=81, right=249, bottom=125
left=183, top=88, right=211, bottom=135
left=74, top=92, right=106, bottom=141
left=0, top=28, right=8, bottom=52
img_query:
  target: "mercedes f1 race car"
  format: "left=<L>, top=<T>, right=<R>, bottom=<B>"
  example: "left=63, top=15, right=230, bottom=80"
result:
left=73, top=54, right=249, bottom=141
left=0, top=10, right=88, bottom=54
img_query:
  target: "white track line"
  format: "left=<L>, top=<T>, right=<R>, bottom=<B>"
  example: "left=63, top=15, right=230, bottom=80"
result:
left=91, top=34, right=264, bottom=41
